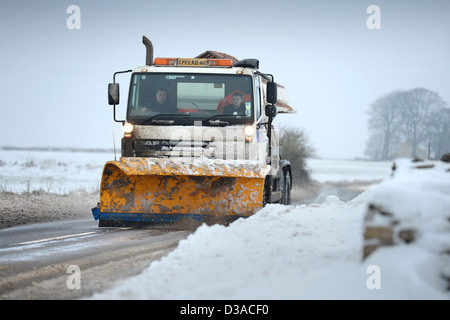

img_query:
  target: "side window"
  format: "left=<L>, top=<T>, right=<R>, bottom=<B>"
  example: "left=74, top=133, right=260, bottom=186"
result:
left=128, top=75, right=139, bottom=114
left=255, top=76, right=262, bottom=121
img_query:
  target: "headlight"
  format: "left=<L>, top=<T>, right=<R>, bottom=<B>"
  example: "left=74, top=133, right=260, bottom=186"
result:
left=244, top=125, right=254, bottom=142
left=123, top=122, right=133, bottom=137
left=244, top=125, right=254, bottom=136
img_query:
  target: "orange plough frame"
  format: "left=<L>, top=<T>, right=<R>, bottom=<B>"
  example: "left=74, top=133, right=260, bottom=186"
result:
left=93, top=157, right=270, bottom=226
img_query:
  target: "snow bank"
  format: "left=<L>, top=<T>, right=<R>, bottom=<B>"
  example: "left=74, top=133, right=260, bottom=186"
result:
left=366, top=158, right=450, bottom=234
left=91, top=158, right=450, bottom=299
left=364, top=158, right=450, bottom=294
left=92, top=198, right=366, bottom=300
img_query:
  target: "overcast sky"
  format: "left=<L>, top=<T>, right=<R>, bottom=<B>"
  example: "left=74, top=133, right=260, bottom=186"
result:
left=0, top=0, right=449, bottom=159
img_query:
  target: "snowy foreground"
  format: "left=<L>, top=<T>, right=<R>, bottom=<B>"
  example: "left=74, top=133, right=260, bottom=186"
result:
left=1, top=149, right=448, bottom=299
left=91, top=159, right=450, bottom=300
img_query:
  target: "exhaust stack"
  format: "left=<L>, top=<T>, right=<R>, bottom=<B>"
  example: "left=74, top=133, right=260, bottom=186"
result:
left=142, top=36, right=153, bottom=66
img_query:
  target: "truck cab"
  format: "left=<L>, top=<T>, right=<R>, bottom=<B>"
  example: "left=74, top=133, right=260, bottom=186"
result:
left=115, top=58, right=273, bottom=162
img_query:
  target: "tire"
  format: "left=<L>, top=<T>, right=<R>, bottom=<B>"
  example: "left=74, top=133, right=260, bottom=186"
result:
left=281, top=170, right=291, bottom=205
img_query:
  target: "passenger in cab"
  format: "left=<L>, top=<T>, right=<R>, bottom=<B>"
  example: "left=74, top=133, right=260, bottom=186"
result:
left=222, top=92, right=246, bottom=115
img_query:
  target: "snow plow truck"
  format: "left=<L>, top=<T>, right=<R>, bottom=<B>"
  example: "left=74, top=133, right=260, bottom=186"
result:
left=92, top=36, right=296, bottom=227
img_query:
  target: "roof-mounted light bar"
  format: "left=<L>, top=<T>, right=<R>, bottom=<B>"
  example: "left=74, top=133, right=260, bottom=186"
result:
left=208, top=59, right=233, bottom=67
left=153, top=58, right=233, bottom=67
left=153, top=58, right=177, bottom=66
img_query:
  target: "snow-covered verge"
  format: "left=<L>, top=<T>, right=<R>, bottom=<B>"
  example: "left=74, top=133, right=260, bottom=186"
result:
left=364, top=158, right=450, bottom=292
left=91, top=158, right=450, bottom=300
left=0, top=190, right=97, bottom=229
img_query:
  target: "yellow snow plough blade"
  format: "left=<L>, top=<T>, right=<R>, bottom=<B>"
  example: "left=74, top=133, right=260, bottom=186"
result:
left=93, top=157, right=270, bottom=226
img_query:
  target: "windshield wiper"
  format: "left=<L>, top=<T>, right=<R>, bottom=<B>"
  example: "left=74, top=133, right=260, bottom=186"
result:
left=202, top=114, right=237, bottom=126
left=139, top=113, right=189, bottom=125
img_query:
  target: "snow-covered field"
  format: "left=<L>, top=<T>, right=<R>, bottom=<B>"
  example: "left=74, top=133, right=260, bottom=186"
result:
left=306, top=158, right=392, bottom=183
left=1, top=149, right=448, bottom=300
left=0, top=148, right=114, bottom=194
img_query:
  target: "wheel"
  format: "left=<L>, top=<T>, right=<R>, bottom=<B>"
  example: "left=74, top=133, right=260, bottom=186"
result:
left=262, top=176, right=270, bottom=206
left=281, top=170, right=291, bottom=205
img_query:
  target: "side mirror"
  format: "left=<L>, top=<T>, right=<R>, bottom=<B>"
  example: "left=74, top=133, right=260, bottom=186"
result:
left=266, top=81, right=277, bottom=104
left=108, top=83, right=120, bottom=105
left=265, top=104, right=277, bottom=118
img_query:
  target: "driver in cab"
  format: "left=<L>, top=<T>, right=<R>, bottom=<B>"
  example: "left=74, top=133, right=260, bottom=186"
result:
left=138, top=88, right=177, bottom=114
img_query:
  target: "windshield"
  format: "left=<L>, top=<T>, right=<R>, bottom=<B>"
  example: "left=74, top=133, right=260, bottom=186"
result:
left=127, top=73, right=253, bottom=125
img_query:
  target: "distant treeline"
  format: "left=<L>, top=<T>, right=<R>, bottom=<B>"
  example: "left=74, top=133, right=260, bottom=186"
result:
left=365, top=88, right=449, bottom=161
left=0, top=146, right=115, bottom=153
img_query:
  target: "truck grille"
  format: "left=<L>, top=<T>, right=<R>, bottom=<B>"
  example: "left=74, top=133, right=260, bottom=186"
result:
left=135, top=139, right=211, bottom=157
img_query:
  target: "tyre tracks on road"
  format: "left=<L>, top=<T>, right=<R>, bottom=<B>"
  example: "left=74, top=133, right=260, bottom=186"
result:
left=0, top=220, right=192, bottom=299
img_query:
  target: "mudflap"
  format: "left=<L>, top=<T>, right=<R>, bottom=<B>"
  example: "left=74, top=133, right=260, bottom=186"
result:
left=95, top=157, right=270, bottom=227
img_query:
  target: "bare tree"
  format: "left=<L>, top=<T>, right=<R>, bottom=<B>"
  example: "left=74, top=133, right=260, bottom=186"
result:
left=279, top=127, right=315, bottom=185
left=364, top=132, right=384, bottom=161
left=427, top=105, right=450, bottom=159
left=398, top=88, right=446, bottom=158
left=365, top=88, right=448, bottom=160
left=365, top=90, right=404, bottom=160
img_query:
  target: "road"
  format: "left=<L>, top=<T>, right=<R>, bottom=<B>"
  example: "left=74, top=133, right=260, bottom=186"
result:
left=0, top=219, right=192, bottom=299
